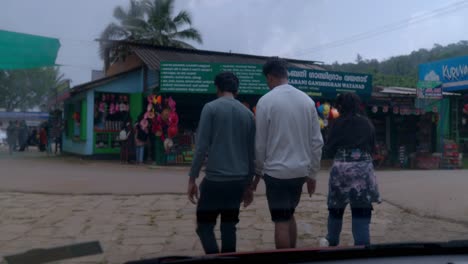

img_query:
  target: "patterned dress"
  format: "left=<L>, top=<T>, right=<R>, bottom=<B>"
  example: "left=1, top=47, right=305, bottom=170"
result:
left=328, top=149, right=381, bottom=209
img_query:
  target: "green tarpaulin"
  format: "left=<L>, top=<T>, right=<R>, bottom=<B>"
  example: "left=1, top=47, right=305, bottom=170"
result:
left=0, top=30, right=60, bottom=69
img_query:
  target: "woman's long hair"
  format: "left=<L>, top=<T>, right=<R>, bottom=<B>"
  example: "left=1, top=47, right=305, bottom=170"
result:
left=336, top=93, right=362, bottom=118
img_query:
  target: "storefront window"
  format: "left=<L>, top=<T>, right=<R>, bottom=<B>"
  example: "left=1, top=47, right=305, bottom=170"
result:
left=93, top=93, right=131, bottom=153
left=65, top=99, right=86, bottom=140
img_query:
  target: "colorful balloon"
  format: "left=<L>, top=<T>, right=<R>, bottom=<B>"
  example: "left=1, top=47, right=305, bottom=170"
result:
left=318, top=105, right=324, bottom=114
left=169, top=112, right=179, bottom=126
left=319, top=118, right=325, bottom=129
left=330, top=108, right=340, bottom=119
left=168, top=125, right=178, bottom=138
left=323, top=103, right=331, bottom=117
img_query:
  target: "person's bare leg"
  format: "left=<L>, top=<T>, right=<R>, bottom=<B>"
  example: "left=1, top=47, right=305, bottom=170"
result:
left=274, top=220, right=292, bottom=249
left=289, top=216, right=297, bottom=248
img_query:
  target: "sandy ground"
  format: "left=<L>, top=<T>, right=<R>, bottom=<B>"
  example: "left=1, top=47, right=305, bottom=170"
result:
left=0, top=151, right=467, bottom=223
left=1, top=151, right=468, bottom=263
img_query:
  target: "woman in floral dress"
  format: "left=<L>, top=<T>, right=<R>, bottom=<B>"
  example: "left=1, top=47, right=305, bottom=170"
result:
left=322, top=93, right=381, bottom=247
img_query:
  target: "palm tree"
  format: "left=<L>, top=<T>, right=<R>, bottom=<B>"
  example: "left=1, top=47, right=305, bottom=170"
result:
left=99, top=0, right=202, bottom=65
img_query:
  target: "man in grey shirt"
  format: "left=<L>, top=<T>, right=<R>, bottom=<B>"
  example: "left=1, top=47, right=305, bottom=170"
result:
left=188, top=72, right=256, bottom=254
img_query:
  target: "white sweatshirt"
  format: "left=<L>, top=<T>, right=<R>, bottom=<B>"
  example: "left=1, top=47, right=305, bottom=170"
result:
left=255, top=84, right=324, bottom=180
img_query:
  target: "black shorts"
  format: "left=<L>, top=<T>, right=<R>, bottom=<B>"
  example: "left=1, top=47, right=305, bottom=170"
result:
left=196, top=179, right=247, bottom=224
left=264, top=174, right=306, bottom=222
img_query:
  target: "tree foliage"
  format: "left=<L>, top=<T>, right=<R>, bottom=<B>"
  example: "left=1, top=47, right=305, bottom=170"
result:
left=0, top=67, right=66, bottom=111
left=100, top=0, right=203, bottom=64
left=327, top=41, right=468, bottom=87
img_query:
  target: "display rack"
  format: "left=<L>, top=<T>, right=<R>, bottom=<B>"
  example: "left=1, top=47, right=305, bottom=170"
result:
left=442, top=141, right=461, bottom=169
left=94, top=131, right=120, bottom=154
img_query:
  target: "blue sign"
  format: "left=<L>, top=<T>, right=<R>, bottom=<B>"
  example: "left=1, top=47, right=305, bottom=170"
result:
left=419, top=56, right=468, bottom=92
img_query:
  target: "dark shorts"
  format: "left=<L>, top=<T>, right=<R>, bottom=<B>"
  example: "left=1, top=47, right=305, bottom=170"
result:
left=264, top=174, right=306, bottom=222
left=196, top=179, right=247, bottom=224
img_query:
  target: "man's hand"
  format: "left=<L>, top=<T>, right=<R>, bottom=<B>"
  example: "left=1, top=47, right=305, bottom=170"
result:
left=251, top=175, right=262, bottom=191
left=187, top=178, right=199, bottom=204
left=243, top=187, right=254, bottom=208
left=306, top=178, right=316, bottom=197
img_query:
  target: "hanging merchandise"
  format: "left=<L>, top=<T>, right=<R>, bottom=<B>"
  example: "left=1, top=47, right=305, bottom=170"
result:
left=316, top=103, right=339, bottom=130
left=318, top=118, right=325, bottom=129
left=72, top=112, right=80, bottom=123
left=393, top=106, right=399, bottom=114
left=463, top=103, right=468, bottom=127
left=371, top=106, right=378, bottom=113
left=398, top=145, right=408, bottom=168
left=382, top=105, right=389, bottom=113
left=145, top=94, right=179, bottom=152
left=323, top=103, right=331, bottom=118
left=330, top=108, right=340, bottom=119
left=317, top=105, right=325, bottom=119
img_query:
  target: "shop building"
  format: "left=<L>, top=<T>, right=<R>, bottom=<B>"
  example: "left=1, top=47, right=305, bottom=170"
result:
left=63, top=43, right=330, bottom=160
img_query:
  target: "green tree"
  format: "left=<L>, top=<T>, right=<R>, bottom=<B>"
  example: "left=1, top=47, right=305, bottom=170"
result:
left=327, top=40, right=468, bottom=88
left=0, top=67, right=66, bottom=111
left=100, top=0, right=202, bottom=64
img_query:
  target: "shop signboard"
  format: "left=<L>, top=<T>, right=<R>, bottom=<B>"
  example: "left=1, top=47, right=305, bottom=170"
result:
left=160, top=62, right=373, bottom=97
left=419, top=56, right=468, bottom=92
left=287, top=68, right=372, bottom=97
left=416, top=80, right=442, bottom=99
left=160, top=62, right=268, bottom=95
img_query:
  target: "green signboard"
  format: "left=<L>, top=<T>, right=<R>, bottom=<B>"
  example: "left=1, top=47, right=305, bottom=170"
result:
left=416, top=80, right=443, bottom=99
left=160, top=62, right=268, bottom=94
left=288, top=68, right=372, bottom=97
left=160, top=62, right=372, bottom=97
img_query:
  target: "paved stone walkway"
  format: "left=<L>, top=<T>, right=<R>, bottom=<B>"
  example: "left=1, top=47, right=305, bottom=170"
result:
left=1, top=192, right=467, bottom=264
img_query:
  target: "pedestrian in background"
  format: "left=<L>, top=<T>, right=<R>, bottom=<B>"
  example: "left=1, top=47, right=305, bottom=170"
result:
left=39, top=127, right=47, bottom=152
left=254, top=58, right=324, bottom=249
left=6, top=121, right=17, bottom=155
left=119, top=122, right=132, bottom=164
left=134, top=118, right=148, bottom=165
left=320, top=92, right=381, bottom=247
left=188, top=72, right=256, bottom=254
left=18, top=121, right=29, bottom=152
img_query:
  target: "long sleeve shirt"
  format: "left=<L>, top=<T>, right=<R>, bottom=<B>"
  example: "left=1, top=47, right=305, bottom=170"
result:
left=189, top=96, right=256, bottom=182
left=325, top=114, right=376, bottom=158
left=255, top=84, right=324, bottom=180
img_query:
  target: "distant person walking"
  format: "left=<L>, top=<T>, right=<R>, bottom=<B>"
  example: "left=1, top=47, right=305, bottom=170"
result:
left=320, top=93, right=381, bottom=247
left=188, top=72, right=256, bottom=254
left=254, top=58, right=324, bottom=249
left=6, top=121, right=17, bottom=155
left=18, top=121, right=29, bottom=152
left=119, top=122, right=132, bottom=164
left=134, top=118, right=148, bottom=165
left=39, top=127, right=47, bottom=152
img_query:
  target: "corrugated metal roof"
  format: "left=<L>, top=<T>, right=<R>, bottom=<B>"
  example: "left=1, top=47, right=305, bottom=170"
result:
left=378, top=86, right=460, bottom=96
left=131, top=46, right=324, bottom=71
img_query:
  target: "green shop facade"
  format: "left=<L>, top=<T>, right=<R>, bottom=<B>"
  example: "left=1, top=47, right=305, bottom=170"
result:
left=63, top=44, right=375, bottom=163
left=63, top=68, right=145, bottom=156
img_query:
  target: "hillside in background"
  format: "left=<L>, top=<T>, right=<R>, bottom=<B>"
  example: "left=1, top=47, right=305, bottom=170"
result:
left=326, top=41, right=468, bottom=87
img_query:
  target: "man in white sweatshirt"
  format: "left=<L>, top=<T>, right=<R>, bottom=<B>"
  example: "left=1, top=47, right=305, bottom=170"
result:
left=253, top=58, right=324, bottom=249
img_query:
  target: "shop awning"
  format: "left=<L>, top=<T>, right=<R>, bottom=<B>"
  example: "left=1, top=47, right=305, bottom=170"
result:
left=376, top=86, right=460, bottom=96
left=0, top=111, right=49, bottom=120
left=0, top=30, right=60, bottom=69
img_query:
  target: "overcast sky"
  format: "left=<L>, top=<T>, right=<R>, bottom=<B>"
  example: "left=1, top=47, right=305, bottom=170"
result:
left=2, top=0, right=468, bottom=85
